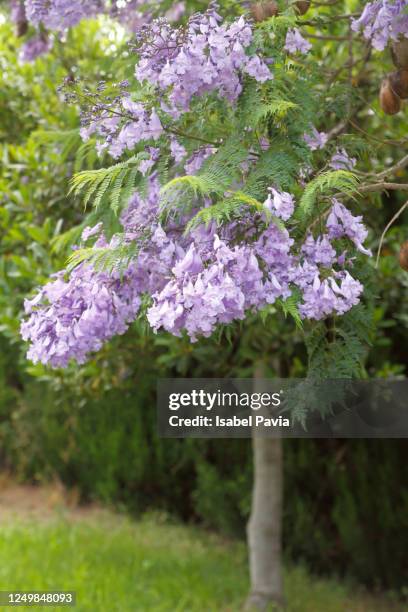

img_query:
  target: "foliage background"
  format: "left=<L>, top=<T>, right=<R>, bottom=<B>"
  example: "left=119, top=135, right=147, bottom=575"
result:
left=0, top=2, right=407, bottom=596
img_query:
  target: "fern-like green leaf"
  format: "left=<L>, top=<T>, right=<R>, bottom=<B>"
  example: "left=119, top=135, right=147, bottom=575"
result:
left=69, top=154, right=145, bottom=212
left=299, top=170, right=359, bottom=217
left=184, top=190, right=285, bottom=234
left=66, top=240, right=140, bottom=276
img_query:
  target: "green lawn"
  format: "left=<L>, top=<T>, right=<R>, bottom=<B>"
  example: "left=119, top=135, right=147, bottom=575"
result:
left=0, top=512, right=403, bottom=611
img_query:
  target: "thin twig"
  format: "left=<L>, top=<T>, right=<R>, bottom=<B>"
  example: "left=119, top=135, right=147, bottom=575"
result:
left=348, top=118, right=408, bottom=147
left=375, top=154, right=408, bottom=180
left=359, top=182, right=408, bottom=193
left=376, top=199, right=408, bottom=267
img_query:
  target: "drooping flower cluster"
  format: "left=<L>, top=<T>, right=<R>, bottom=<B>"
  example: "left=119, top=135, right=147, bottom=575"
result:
left=327, top=199, right=371, bottom=256
left=21, top=175, right=371, bottom=366
left=352, top=0, right=408, bottom=50
left=80, top=5, right=272, bottom=157
left=135, top=4, right=271, bottom=114
left=20, top=177, right=162, bottom=367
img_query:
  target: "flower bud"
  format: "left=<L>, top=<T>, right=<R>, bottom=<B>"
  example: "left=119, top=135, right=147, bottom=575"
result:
left=251, top=1, right=279, bottom=22
left=379, top=78, right=402, bottom=115
left=399, top=240, right=408, bottom=271
left=389, top=69, right=408, bottom=100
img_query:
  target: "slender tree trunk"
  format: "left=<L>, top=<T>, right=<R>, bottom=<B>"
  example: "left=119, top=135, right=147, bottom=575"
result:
left=245, top=364, right=284, bottom=611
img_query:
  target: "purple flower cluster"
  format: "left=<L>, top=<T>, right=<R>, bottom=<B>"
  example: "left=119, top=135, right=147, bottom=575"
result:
left=263, top=187, right=295, bottom=221
left=24, top=0, right=101, bottom=31
left=21, top=177, right=371, bottom=365
left=21, top=177, right=163, bottom=367
left=19, top=34, right=51, bottom=61
left=81, top=7, right=272, bottom=158
left=327, top=199, right=371, bottom=256
left=184, top=145, right=216, bottom=173
left=329, top=148, right=356, bottom=171
left=284, top=28, right=312, bottom=55
left=304, top=126, right=328, bottom=151
left=82, top=103, right=164, bottom=159
left=352, top=1, right=408, bottom=50
left=21, top=265, right=142, bottom=367
left=134, top=4, right=271, bottom=115
left=12, top=0, right=160, bottom=62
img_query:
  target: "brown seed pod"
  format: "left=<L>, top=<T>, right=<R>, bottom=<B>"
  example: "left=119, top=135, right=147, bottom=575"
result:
left=399, top=241, right=408, bottom=271
left=379, top=78, right=402, bottom=115
left=294, top=0, right=311, bottom=15
left=16, top=19, right=28, bottom=37
left=251, top=1, right=279, bottom=22
left=389, top=69, right=408, bottom=99
left=391, top=38, right=408, bottom=69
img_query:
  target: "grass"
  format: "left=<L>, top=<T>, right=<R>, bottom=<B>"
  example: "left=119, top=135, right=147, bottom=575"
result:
left=0, top=511, right=403, bottom=612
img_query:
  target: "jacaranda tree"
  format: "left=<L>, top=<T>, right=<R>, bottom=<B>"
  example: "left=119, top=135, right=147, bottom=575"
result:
left=3, top=0, right=407, bottom=609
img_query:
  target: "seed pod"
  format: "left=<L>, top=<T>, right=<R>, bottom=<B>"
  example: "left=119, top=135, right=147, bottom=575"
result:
left=389, top=69, right=408, bottom=99
left=399, top=241, right=408, bottom=271
left=16, top=19, right=28, bottom=37
left=294, top=0, right=310, bottom=15
left=251, top=1, right=279, bottom=22
left=379, top=78, right=402, bottom=115
left=391, top=38, right=408, bottom=69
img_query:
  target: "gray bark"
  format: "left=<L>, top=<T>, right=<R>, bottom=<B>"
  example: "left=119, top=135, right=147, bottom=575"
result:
left=245, top=364, right=284, bottom=611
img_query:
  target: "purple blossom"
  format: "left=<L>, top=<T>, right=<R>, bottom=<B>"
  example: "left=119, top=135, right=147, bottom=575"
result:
left=263, top=188, right=295, bottom=221
left=21, top=266, right=142, bottom=367
left=82, top=223, right=103, bottom=242
left=25, top=0, right=102, bottom=31
left=327, top=199, right=372, bottom=256
left=11, top=0, right=26, bottom=24
left=284, top=28, right=312, bottom=54
left=19, top=35, right=51, bottom=62
left=170, top=138, right=187, bottom=163
left=135, top=9, right=272, bottom=115
left=304, top=127, right=328, bottom=151
left=299, top=271, right=363, bottom=320
left=352, top=1, right=408, bottom=51
left=302, top=234, right=337, bottom=267
left=80, top=7, right=272, bottom=158
left=165, top=2, right=185, bottom=22
left=184, top=146, right=217, bottom=174
left=329, top=148, right=357, bottom=171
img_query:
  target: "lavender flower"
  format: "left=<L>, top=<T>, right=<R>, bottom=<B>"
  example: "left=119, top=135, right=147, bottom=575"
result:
left=352, top=1, right=408, bottom=51
left=284, top=28, right=312, bottom=54
left=329, top=148, right=357, bottom=171
left=19, top=35, right=51, bottom=62
left=263, top=188, right=295, bottom=221
left=327, top=199, right=372, bottom=256
left=135, top=8, right=272, bottom=115
left=304, top=126, right=328, bottom=151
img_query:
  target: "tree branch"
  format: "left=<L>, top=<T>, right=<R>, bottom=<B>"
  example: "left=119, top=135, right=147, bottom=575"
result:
left=376, top=200, right=408, bottom=268
left=359, top=182, right=408, bottom=193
